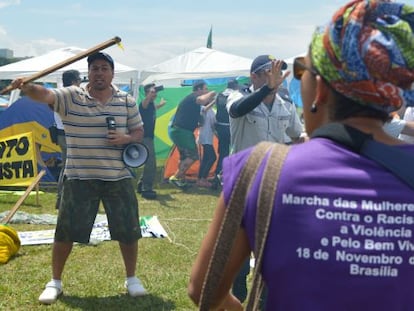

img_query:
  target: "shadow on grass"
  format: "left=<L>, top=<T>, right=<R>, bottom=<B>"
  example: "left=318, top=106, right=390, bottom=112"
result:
left=6, top=201, right=43, bottom=208
left=155, top=189, right=219, bottom=207
left=163, top=183, right=221, bottom=195
left=60, top=293, right=175, bottom=310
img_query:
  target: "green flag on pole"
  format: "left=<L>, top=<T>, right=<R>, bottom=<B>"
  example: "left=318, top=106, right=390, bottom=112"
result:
left=206, top=26, right=212, bottom=48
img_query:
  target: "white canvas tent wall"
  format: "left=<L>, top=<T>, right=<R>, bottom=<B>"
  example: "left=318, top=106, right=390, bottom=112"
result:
left=0, top=47, right=139, bottom=89
left=140, top=47, right=252, bottom=86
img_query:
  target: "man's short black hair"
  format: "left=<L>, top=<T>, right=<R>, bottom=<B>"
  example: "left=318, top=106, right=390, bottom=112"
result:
left=193, top=80, right=206, bottom=92
left=62, top=69, right=81, bottom=87
left=227, top=79, right=239, bottom=90
left=144, top=83, right=155, bottom=94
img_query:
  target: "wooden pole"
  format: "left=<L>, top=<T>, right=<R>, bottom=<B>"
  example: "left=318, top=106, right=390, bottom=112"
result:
left=0, top=36, right=122, bottom=95
left=35, top=180, right=40, bottom=206
left=1, top=170, right=46, bottom=224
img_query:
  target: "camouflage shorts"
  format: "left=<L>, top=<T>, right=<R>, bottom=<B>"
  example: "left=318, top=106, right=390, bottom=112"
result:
left=55, top=178, right=142, bottom=244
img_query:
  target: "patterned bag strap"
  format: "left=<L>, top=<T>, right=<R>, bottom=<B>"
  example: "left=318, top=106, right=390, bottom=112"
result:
left=246, top=143, right=290, bottom=310
left=199, top=141, right=290, bottom=310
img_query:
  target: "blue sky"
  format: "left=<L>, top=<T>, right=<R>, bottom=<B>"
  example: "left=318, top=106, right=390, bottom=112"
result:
left=0, top=0, right=348, bottom=69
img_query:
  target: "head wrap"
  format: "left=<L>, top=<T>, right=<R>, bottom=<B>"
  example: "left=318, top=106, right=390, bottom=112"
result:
left=310, top=0, right=414, bottom=112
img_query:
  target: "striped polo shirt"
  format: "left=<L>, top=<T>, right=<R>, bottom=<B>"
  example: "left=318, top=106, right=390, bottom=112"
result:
left=53, top=85, right=143, bottom=181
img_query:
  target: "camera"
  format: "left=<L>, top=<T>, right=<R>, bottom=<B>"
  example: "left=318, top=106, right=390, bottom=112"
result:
left=106, top=116, right=116, bottom=130
left=154, top=85, right=164, bottom=92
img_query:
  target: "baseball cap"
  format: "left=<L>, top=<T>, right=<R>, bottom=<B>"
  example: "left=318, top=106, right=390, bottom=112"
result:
left=250, top=55, right=287, bottom=73
left=87, top=52, right=114, bottom=69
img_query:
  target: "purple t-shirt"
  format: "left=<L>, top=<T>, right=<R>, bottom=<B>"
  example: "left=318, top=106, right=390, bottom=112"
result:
left=223, top=138, right=414, bottom=311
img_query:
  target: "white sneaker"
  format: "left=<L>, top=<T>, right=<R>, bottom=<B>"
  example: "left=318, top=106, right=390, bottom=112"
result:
left=38, top=280, right=63, bottom=304
left=125, top=277, right=147, bottom=297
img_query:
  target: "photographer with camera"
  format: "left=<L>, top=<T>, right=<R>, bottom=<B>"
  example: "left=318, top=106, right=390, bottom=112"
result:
left=137, top=83, right=166, bottom=199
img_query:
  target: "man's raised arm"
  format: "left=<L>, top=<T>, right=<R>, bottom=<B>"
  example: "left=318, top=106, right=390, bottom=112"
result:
left=11, top=78, right=56, bottom=107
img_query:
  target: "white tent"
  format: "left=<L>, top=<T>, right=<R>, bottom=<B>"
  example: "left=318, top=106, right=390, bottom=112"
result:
left=0, top=47, right=139, bottom=87
left=140, top=47, right=252, bottom=86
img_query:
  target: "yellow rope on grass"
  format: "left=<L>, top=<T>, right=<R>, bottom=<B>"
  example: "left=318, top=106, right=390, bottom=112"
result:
left=0, top=224, right=20, bottom=264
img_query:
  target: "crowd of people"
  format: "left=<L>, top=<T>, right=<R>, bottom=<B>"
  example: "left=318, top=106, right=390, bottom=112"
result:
left=9, top=0, right=414, bottom=309
left=166, top=55, right=304, bottom=192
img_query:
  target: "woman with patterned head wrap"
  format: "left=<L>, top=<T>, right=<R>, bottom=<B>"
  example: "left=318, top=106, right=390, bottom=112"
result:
left=188, top=1, right=414, bottom=310
left=303, top=0, right=414, bottom=136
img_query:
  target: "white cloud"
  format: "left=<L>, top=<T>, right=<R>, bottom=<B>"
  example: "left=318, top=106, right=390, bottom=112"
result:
left=32, top=38, right=66, bottom=48
left=2, top=37, right=66, bottom=59
left=0, top=25, right=7, bottom=36
left=0, top=0, right=20, bottom=9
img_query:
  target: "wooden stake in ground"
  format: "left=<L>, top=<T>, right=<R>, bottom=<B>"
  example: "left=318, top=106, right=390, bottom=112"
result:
left=1, top=170, right=46, bottom=224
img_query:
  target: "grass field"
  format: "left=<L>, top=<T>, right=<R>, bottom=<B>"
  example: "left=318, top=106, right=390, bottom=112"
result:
left=0, top=171, right=220, bottom=310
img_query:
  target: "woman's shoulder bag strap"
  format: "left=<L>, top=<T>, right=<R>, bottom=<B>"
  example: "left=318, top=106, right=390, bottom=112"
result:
left=199, top=141, right=290, bottom=310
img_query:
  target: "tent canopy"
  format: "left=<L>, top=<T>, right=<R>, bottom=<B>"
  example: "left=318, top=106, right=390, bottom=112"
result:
left=0, top=47, right=139, bottom=86
left=140, top=47, right=252, bottom=86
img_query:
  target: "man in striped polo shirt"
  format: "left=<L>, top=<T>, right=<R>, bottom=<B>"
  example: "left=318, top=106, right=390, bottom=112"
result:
left=11, top=52, right=147, bottom=304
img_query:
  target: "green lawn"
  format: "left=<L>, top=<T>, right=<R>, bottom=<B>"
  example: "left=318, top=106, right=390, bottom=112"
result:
left=0, top=172, right=220, bottom=310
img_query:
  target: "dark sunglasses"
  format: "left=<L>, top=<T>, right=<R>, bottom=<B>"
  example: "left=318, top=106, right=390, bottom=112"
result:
left=293, top=57, right=318, bottom=80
